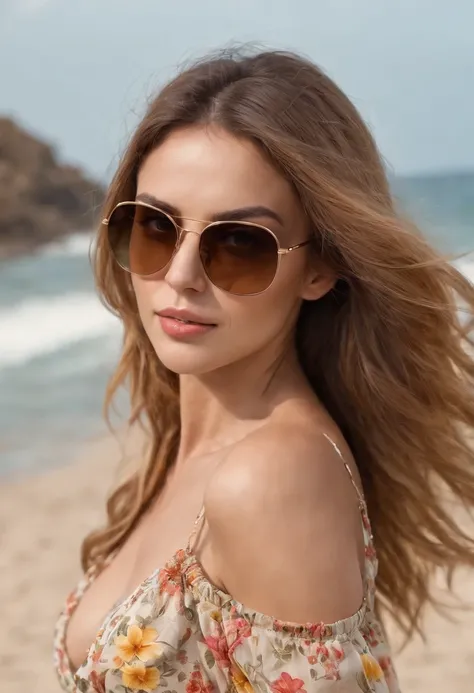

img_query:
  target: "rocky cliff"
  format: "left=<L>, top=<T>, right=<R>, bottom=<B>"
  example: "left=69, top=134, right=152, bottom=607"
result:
left=0, top=117, right=105, bottom=259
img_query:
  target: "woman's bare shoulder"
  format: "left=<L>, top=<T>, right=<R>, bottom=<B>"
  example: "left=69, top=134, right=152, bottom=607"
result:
left=203, top=418, right=365, bottom=624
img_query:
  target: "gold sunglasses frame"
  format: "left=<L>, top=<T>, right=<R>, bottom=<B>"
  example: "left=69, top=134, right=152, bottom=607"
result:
left=102, top=200, right=312, bottom=295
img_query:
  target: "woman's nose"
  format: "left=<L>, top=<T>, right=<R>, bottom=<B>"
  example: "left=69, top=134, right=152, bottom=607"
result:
left=164, top=229, right=208, bottom=293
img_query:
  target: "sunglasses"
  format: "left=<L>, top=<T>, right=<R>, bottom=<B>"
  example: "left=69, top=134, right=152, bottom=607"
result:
left=103, top=201, right=312, bottom=296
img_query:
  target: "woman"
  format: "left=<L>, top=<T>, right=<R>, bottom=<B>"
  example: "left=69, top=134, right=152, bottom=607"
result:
left=54, top=49, right=474, bottom=693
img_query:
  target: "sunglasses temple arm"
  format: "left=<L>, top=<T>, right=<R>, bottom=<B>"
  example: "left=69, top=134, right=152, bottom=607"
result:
left=279, top=239, right=312, bottom=254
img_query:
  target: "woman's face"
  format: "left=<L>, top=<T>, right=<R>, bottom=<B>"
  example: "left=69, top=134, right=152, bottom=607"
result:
left=131, top=125, right=332, bottom=375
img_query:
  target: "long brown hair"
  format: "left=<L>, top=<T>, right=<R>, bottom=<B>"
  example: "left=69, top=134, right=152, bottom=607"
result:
left=84, top=48, right=474, bottom=639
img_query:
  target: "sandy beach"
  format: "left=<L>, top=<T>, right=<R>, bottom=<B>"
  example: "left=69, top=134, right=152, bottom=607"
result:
left=1, top=432, right=473, bottom=693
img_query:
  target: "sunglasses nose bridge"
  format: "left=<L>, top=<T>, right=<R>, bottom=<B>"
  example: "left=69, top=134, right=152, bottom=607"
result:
left=163, top=226, right=209, bottom=293
left=171, top=226, right=203, bottom=266
left=173, top=227, right=203, bottom=264
left=176, top=226, right=201, bottom=242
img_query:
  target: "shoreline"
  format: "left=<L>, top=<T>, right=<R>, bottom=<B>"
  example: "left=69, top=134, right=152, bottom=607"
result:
left=1, top=431, right=473, bottom=692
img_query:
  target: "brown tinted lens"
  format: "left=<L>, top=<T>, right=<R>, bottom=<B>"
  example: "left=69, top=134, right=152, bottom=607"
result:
left=107, top=203, right=177, bottom=275
left=201, top=222, right=279, bottom=295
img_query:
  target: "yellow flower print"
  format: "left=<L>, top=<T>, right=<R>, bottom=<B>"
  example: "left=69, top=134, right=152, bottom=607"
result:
left=361, top=653, right=384, bottom=682
left=115, top=624, right=162, bottom=663
left=121, top=662, right=160, bottom=692
left=231, top=664, right=254, bottom=693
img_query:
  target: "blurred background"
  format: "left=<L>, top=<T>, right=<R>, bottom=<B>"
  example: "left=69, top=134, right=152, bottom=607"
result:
left=0, top=2, right=472, bottom=692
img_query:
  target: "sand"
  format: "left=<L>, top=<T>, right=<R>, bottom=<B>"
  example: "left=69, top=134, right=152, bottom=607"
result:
left=1, top=432, right=473, bottom=693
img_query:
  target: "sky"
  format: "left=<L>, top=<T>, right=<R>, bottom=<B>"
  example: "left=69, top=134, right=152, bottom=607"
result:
left=0, top=0, right=473, bottom=181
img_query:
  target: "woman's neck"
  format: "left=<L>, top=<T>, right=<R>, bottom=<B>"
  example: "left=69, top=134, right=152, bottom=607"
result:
left=175, top=343, right=314, bottom=465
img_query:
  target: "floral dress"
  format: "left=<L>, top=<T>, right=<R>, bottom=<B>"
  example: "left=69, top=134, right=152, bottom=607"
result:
left=54, top=438, right=401, bottom=693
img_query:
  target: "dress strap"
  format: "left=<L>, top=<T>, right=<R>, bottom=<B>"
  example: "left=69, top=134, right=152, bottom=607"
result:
left=322, top=433, right=365, bottom=507
left=186, top=504, right=206, bottom=553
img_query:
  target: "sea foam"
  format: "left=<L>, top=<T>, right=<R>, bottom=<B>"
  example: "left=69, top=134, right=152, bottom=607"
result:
left=0, top=291, right=119, bottom=369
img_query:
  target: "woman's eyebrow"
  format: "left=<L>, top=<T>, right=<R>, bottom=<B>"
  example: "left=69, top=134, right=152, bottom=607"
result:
left=135, top=193, right=179, bottom=217
left=214, top=205, right=284, bottom=226
left=135, top=193, right=284, bottom=226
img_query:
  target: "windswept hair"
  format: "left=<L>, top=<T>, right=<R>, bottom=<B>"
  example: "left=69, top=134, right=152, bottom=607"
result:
left=83, top=48, right=474, bottom=640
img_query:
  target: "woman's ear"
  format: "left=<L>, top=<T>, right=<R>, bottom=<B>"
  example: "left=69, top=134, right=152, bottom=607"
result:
left=301, top=266, right=337, bottom=301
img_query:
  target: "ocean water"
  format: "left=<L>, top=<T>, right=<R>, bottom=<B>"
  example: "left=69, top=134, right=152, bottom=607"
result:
left=0, top=174, right=473, bottom=477
left=0, top=235, right=124, bottom=476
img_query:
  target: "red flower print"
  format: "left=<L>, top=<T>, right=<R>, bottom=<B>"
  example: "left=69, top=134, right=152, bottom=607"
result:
left=328, top=641, right=344, bottom=661
left=186, top=669, right=215, bottom=693
left=306, top=622, right=327, bottom=639
left=224, top=616, right=252, bottom=652
left=89, top=670, right=106, bottom=693
left=378, top=656, right=392, bottom=673
left=314, top=641, right=343, bottom=661
left=308, top=640, right=344, bottom=672
left=271, top=672, right=307, bottom=693
left=177, top=649, right=188, bottom=665
left=363, top=625, right=379, bottom=648
left=316, top=643, right=329, bottom=660
left=365, top=544, right=377, bottom=561
left=203, top=635, right=230, bottom=669
left=130, top=587, right=145, bottom=605
left=362, top=511, right=371, bottom=532
left=91, top=644, right=104, bottom=664
left=158, top=561, right=183, bottom=596
left=110, top=614, right=122, bottom=629
left=324, top=661, right=340, bottom=681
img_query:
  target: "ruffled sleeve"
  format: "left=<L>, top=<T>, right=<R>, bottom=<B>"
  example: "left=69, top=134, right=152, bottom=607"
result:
left=195, top=600, right=398, bottom=693
left=71, top=549, right=400, bottom=693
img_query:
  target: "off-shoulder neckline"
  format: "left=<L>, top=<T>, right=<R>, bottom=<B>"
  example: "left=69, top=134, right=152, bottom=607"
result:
left=56, top=432, right=374, bottom=690
left=57, top=499, right=375, bottom=692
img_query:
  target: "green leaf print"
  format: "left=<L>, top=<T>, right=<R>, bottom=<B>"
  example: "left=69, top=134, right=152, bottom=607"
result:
left=205, top=648, right=216, bottom=669
left=178, top=627, right=192, bottom=649
left=184, top=607, right=195, bottom=622
left=270, top=638, right=294, bottom=664
left=356, top=671, right=374, bottom=693
left=160, top=661, right=177, bottom=677
left=116, top=616, right=131, bottom=636
left=75, top=678, right=89, bottom=693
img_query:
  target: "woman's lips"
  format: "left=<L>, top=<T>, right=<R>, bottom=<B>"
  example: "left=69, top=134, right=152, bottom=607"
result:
left=157, top=313, right=216, bottom=338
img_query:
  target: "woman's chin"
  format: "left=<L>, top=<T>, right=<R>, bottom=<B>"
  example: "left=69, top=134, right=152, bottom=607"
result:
left=152, top=342, right=227, bottom=377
